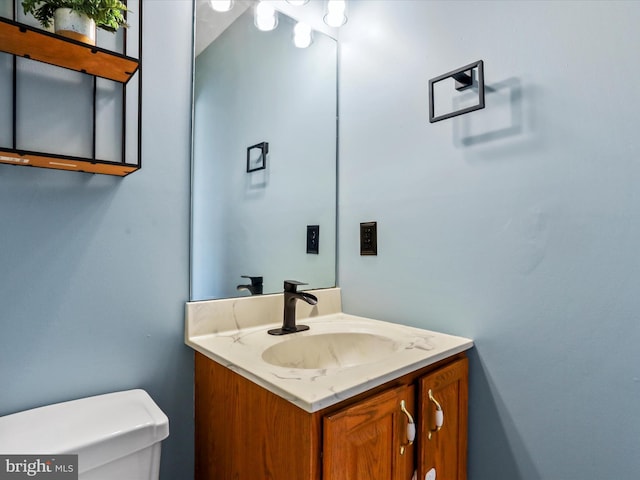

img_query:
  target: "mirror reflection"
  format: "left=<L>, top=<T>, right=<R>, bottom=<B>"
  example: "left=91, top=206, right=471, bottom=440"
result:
left=190, top=1, right=338, bottom=301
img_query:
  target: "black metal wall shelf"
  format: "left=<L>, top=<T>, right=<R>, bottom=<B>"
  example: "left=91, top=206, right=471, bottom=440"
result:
left=0, top=17, right=139, bottom=83
left=0, top=148, right=139, bottom=176
left=0, top=1, right=142, bottom=177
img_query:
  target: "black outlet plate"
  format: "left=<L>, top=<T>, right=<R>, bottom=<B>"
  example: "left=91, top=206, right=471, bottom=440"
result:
left=360, top=222, right=377, bottom=255
left=307, top=225, right=319, bottom=254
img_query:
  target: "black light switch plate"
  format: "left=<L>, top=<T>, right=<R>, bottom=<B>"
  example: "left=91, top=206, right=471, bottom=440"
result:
left=307, top=225, right=319, bottom=254
left=360, top=221, right=377, bottom=255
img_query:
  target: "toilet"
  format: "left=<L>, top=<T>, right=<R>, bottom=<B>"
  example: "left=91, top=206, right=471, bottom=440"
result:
left=0, top=389, right=169, bottom=479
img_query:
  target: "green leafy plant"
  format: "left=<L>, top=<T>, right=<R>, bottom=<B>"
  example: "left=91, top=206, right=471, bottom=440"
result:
left=22, top=0, right=129, bottom=32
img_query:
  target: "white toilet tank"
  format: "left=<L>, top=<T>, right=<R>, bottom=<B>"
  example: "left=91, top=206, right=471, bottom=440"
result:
left=0, top=389, right=169, bottom=479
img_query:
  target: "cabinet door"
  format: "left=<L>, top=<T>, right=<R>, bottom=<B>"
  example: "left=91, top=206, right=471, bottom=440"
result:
left=418, top=357, right=469, bottom=480
left=323, top=385, right=416, bottom=480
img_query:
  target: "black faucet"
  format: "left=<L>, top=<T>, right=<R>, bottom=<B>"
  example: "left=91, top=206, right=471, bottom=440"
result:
left=268, top=280, right=318, bottom=335
left=236, top=275, right=263, bottom=295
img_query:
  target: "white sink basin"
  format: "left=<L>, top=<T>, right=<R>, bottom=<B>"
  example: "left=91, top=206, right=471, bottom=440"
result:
left=261, top=332, right=401, bottom=369
left=186, top=311, right=474, bottom=412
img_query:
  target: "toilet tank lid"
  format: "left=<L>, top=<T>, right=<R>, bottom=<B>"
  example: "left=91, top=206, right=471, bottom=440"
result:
left=0, top=389, right=169, bottom=470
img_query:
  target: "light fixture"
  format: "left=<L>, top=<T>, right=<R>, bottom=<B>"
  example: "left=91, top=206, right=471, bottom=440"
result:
left=254, top=1, right=278, bottom=31
left=286, top=0, right=310, bottom=5
left=324, top=0, right=347, bottom=28
left=209, top=0, right=234, bottom=13
left=293, top=22, right=313, bottom=48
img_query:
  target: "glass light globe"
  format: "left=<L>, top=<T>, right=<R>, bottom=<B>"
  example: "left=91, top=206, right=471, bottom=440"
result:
left=324, top=0, right=347, bottom=27
left=255, top=1, right=278, bottom=31
left=210, top=0, right=234, bottom=13
left=293, top=22, right=313, bottom=48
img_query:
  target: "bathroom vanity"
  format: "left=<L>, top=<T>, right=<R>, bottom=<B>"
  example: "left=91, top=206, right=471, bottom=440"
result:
left=185, top=289, right=473, bottom=480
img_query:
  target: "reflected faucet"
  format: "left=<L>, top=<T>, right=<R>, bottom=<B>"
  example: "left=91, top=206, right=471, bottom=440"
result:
left=236, top=275, right=263, bottom=295
left=268, top=280, right=318, bottom=335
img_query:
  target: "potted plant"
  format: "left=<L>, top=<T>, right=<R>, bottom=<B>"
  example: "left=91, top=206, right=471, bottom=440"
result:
left=22, top=0, right=129, bottom=46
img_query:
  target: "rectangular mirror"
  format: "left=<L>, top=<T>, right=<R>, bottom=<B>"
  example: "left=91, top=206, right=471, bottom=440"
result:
left=190, top=0, right=338, bottom=300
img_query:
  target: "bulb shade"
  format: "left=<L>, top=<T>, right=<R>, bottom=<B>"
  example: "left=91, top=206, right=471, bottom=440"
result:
left=293, top=22, right=313, bottom=48
left=286, top=0, right=310, bottom=5
left=210, top=0, right=234, bottom=12
left=324, top=0, right=347, bottom=27
left=255, top=1, right=278, bottom=31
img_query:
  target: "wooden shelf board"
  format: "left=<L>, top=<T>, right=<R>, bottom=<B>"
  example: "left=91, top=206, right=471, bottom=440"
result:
left=0, top=17, right=138, bottom=83
left=0, top=149, right=139, bottom=176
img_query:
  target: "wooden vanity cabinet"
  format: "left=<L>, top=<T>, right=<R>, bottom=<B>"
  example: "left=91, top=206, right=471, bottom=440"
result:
left=195, top=351, right=468, bottom=480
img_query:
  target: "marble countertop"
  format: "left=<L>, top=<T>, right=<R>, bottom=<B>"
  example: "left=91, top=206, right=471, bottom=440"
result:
left=186, top=308, right=473, bottom=413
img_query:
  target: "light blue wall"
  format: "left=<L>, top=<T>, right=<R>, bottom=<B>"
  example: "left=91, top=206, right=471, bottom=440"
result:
left=0, top=2, right=194, bottom=479
left=339, top=1, right=640, bottom=479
